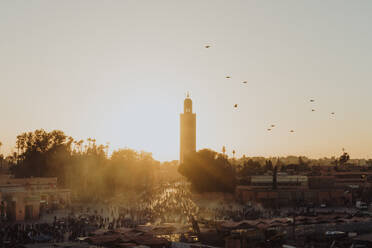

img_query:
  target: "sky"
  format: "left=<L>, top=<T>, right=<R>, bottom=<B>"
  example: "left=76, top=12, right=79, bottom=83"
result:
left=1, top=0, right=372, bottom=161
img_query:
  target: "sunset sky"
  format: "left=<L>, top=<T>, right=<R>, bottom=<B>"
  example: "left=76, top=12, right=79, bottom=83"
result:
left=1, top=1, right=372, bottom=161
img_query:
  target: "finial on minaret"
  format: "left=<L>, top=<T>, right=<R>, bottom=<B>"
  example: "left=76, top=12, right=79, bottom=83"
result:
left=186, top=92, right=190, bottom=98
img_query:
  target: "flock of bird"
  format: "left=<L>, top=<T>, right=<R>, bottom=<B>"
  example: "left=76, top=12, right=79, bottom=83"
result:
left=204, top=44, right=336, bottom=135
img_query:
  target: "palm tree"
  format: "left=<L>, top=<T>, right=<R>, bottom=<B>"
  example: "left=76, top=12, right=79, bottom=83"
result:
left=105, top=142, right=110, bottom=157
left=13, top=152, right=18, bottom=165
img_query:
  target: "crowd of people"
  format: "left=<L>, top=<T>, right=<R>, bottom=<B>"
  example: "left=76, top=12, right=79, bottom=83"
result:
left=0, top=206, right=133, bottom=244
left=118, top=182, right=199, bottom=225
left=0, top=216, right=88, bottom=243
left=0, top=182, right=268, bottom=245
left=198, top=205, right=264, bottom=221
left=116, top=182, right=267, bottom=225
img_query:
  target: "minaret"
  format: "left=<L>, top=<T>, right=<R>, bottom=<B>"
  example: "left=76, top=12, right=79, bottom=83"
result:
left=180, top=93, right=196, bottom=163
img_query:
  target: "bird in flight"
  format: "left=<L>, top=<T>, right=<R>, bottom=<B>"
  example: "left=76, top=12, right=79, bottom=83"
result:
left=271, top=124, right=275, bottom=127
left=234, top=104, right=238, bottom=108
left=312, top=109, right=315, bottom=112
left=205, top=45, right=211, bottom=48
left=267, top=128, right=271, bottom=131
left=226, top=76, right=231, bottom=79
left=290, top=130, right=294, bottom=133
left=242, top=81, right=247, bottom=84
left=331, top=112, right=335, bottom=115
left=310, top=99, right=315, bottom=102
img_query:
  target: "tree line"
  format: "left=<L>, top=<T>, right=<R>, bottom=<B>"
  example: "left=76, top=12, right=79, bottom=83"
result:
left=178, top=148, right=371, bottom=193
left=1, top=129, right=159, bottom=202
left=1, top=129, right=371, bottom=197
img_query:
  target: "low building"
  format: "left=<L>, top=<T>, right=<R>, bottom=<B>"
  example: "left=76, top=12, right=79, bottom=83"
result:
left=0, top=175, right=70, bottom=221
left=250, top=174, right=308, bottom=189
left=307, top=176, right=335, bottom=189
left=235, top=186, right=351, bottom=208
left=332, top=171, right=372, bottom=189
left=235, top=172, right=356, bottom=207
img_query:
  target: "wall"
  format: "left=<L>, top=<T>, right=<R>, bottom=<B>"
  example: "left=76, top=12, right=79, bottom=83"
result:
left=235, top=186, right=351, bottom=207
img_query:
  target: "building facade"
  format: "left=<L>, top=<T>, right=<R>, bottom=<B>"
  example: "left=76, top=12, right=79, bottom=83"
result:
left=0, top=175, right=70, bottom=221
left=180, top=94, right=196, bottom=163
left=235, top=186, right=351, bottom=208
left=250, top=174, right=308, bottom=189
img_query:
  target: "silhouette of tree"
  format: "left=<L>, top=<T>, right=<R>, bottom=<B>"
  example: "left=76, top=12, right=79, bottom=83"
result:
left=264, top=160, right=273, bottom=172
left=107, top=149, right=159, bottom=193
left=11, top=129, right=72, bottom=184
left=178, top=149, right=236, bottom=193
left=7, top=129, right=159, bottom=202
left=238, top=159, right=262, bottom=177
left=273, top=165, right=278, bottom=190
left=275, top=158, right=285, bottom=172
left=366, top=159, right=372, bottom=167
left=339, top=152, right=350, bottom=166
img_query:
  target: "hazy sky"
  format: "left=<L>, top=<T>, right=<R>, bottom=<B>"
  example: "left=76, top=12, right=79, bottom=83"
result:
left=1, top=1, right=372, bottom=161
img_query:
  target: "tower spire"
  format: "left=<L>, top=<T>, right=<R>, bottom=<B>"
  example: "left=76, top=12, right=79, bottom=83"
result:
left=180, top=94, right=196, bottom=163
